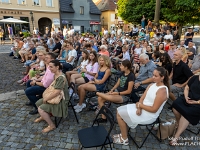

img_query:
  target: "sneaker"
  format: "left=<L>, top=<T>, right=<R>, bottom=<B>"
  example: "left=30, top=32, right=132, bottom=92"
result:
left=69, top=88, right=73, bottom=96
left=74, top=103, right=86, bottom=109
left=74, top=103, right=86, bottom=113
left=73, top=93, right=79, bottom=100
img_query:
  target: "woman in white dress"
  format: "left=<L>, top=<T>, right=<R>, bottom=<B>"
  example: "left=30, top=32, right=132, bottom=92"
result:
left=113, top=67, right=169, bottom=145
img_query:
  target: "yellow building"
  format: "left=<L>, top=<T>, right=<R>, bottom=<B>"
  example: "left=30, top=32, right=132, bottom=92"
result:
left=93, top=0, right=117, bottom=32
left=0, top=0, right=60, bottom=34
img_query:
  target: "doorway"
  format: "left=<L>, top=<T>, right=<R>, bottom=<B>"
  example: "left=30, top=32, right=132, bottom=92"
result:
left=38, top=17, right=52, bottom=34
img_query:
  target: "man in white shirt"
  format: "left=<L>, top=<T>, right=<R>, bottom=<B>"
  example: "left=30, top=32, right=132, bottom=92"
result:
left=62, top=42, right=77, bottom=73
left=164, top=29, right=173, bottom=41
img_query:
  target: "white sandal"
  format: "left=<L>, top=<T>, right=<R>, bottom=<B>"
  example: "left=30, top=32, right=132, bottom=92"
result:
left=112, top=133, right=122, bottom=139
left=113, top=135, right=129, bottom=145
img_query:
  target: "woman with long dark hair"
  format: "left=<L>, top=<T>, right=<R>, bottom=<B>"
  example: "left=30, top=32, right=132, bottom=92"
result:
left=113, top=67, right=169, bottom=145
left=96, top=60, right=135, bottom=123
left=35, top=60, right=69, bottom=133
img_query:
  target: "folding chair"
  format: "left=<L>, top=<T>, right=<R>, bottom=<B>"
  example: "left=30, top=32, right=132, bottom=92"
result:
left=78, top=106, right=115, bottom=150
left=68, top=82, right=79, bottom=124
left=53, top=82, right=79, bottom=127
left=128, top=117, right=162, bottom=148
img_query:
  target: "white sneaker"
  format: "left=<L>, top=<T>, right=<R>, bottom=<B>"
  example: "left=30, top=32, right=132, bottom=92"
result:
left=69, top=88, right=73, bottom=96
left=73, top=93, right=79, bottom=99
left=74, top=103, right=86, bottom=111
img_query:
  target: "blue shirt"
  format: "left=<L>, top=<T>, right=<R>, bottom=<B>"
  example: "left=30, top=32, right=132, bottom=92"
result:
left=135, top=60, right=157, bottom=88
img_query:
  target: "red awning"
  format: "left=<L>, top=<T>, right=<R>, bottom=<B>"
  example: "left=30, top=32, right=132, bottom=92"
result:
left=90, top=21, right=101, bottom=25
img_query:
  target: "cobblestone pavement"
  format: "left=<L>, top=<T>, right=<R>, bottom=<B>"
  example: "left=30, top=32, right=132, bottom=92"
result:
left=0, top=48, right=200, bottom=150
left=0, top=51, right=25, bottom=93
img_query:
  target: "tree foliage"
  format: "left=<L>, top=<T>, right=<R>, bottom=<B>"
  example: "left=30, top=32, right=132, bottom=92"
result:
left=117, top=0, right=200, bottom=25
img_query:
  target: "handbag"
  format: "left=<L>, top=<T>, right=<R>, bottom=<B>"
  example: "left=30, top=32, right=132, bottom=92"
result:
left=156, top=119, right=176, bottom=140
left=43, top=75, right=66, bottom=104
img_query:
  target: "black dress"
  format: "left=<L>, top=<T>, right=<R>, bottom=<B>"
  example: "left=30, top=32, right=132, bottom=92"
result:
left=172, top=75, right=200, bottom=125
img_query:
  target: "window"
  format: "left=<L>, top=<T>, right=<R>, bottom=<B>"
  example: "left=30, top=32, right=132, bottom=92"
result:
left=18, top=0, right=25, bottom=4
left=1, top=0, right=9, bottom=3
left=80, top=6, right=84, bottom=15
left=46, top=0, right=53, bottom=7
left=33, top=0, right=39, bottom=5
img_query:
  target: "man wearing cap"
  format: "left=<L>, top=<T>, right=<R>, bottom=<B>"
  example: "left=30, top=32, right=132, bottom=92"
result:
left=184, top=27, right=194, bottom=46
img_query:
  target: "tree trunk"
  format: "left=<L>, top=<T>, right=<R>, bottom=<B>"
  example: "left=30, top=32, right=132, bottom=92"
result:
left=178, top=25, right=183, bottom=38
left=154, top=0, right=161, bottom=26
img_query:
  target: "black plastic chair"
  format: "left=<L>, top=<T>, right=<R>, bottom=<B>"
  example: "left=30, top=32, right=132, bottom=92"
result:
left=68, top=82, right=79, bottom=124
left=54, top=82, right=79, bottom=127
left=128, top=117, right=162, bottom=148
left=78, top=106, right=115, bottom=150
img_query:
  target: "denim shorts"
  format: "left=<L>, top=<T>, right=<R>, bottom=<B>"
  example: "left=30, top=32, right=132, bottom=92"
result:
left=25, top=60, right=35, bottom=66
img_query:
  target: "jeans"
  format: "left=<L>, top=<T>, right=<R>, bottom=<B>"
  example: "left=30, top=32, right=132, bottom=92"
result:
left=130, top=86, right=146, bottom=103
left=25, top=85, right=46, bottom=108
left=62, top=62, right=73, bottom=73
left=26, top=80, right=32, bottom=88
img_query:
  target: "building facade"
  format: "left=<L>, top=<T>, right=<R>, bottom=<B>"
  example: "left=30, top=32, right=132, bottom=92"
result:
left=60, top=0, right=101, bottom=34
left=0, top=0, right=60, bottom=34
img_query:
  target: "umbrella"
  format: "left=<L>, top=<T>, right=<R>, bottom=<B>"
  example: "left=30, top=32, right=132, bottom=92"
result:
left=0, top=18, right=28, bottom=23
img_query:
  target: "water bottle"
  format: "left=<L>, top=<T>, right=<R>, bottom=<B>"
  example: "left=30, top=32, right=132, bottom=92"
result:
left=82, top=72, right=85, bottom=77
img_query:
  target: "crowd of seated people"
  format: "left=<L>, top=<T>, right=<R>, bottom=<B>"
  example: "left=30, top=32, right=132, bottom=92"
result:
left=9, top=25, right=200, bottom=146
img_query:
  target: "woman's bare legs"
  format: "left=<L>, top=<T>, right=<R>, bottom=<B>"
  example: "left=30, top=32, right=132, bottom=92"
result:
left=78, top=83, right=96, bottom=105
left=97, top=92, right=123, bottom=119
left=38, top=107, right=55, bottom=131
left=174, top=116, right=189, bottom=139
left=70, top=74, right=82, bottom=84
left=172, top=108, right=181, bottom=125
left=66, top=71, right=78, bottom=85
left=117, top=111, right=128, bottom=140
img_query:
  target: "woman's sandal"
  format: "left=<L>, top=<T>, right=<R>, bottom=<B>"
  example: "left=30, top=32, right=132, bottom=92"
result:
left=112, top=133, right=122, bottom=139
left=113, top=135, right=129, bottom=145
left=42, top=125, right=55, bottom=133
left=34, top=117, right=44, bottom=123
left=169, top=138, right=178, bottom=146
left=20, top=82, right=26, bottom=86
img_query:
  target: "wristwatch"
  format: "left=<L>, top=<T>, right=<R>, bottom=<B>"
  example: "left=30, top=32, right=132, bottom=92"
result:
left=140, top=81, right=142, bottom=85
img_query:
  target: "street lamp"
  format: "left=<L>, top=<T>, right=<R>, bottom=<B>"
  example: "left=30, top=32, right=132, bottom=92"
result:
left=101, top=16, right=104, bottom=29
left=30, top=11, right=34, bottom=30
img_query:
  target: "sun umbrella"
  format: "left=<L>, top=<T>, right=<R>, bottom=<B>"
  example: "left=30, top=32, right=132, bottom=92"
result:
left=0, top=18, right=28, bottom=23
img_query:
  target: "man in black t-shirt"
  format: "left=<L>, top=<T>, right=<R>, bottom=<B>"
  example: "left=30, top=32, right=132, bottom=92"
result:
left=111, top=40, right=123, bottom=60
left=52, top=38, right=62, bottom=56
left=169, top=50, right=193, bottom=101
left=74, top=36, right=81, bottom=55
left=184, top=28, right=194, bottom=46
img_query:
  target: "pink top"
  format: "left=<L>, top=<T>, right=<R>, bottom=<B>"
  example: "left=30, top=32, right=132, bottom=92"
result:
left=85, top=62, right=99, bottom=80
left=99, top=50, right=110, bottom=57
left=41, top=66, right=54, bottom=88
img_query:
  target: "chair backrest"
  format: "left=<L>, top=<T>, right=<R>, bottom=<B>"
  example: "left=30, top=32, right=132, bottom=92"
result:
left=92, top=106, right=115, bottom=135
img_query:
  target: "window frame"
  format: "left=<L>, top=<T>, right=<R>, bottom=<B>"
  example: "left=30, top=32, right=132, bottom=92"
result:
left=17, top=0, right=26, bottom=4
left=1, top=0, right=10, bottom=3
left=33, top=0, right=40, bottom=6
left=46, top=0, right=53, bottom=7
left=80, top=6, right=84, bottom=15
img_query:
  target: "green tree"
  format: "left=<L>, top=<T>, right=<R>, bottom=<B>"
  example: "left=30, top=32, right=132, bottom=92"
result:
left=117, top=0, right=200, bottom=34
left=117, top=0, right=168, bottom=24
left=162, top=0, right=200, bottom=34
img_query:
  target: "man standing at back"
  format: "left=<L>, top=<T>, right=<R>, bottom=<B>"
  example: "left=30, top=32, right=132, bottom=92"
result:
left=7, top=24, right=13, bottom=44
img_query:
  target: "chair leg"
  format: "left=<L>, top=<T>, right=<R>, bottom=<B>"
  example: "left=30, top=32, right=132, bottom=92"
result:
left=55, top=117, right=62, bottom=128
left=72, top=106, right=79, bottom=124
